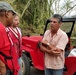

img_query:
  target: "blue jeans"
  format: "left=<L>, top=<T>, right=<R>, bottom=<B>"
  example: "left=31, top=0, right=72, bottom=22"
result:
left=45, top=68, right=63, bottom=75
left=18, top=57, right=22, bottom=75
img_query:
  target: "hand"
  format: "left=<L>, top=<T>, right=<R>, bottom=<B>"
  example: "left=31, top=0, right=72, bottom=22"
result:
left=40, top=43, right=47, bottom=52
left=52, top=48, right=61, bottom=56
left=41, top=40, right=50, bottom=48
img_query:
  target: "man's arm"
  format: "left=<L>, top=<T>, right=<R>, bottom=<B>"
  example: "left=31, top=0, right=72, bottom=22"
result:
left=40, top=40, right=62, bottom=56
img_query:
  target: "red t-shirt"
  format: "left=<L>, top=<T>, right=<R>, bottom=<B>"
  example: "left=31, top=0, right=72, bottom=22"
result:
left=0, top=23, right=19, bottom=75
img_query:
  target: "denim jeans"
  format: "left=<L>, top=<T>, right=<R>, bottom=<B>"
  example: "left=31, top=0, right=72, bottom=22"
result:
left=45, top=68, right=63, bottom=75
left=18, top=57, right=22, bottom=75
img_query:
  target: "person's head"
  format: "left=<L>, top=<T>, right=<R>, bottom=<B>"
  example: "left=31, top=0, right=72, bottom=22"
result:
left=0, top=1, right=16, bottom=27
left=50, top=14, right=62, bottom=33
left=12, top=14, right=19, bottom=28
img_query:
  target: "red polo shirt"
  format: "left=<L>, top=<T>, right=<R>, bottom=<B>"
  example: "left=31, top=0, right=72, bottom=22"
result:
left=8, top=27, right=22, bottom=58
left=0, top=23, right=19, bottom=75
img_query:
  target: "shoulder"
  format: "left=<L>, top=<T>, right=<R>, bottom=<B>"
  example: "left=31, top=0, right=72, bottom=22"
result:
left=57, top=29, right=68, bottom=41
left=44, top=30, right=50, bottom=35
left=0, top=23, right=5, bottom=29
left=58, top=29, right=67, bottom=36
left=0, top=23, right=6, bottom=33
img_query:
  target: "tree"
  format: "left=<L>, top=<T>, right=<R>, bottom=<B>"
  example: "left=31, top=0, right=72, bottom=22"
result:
left=1, top=0, right=76, bottom=35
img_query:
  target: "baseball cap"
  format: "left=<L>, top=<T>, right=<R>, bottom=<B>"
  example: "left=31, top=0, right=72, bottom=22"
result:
left=0, top=1, right=16, bottom=14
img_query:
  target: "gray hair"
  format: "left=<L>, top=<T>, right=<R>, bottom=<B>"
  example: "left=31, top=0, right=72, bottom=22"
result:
left=52, top=14, right=62, bottom=23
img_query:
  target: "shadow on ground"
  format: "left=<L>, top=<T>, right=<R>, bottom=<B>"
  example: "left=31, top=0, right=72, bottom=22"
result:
left=31, top=67, right=44, bottom=75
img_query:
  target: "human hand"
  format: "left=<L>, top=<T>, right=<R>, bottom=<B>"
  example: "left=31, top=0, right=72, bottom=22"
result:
left=41, top=40, right=50, bottom=48
left=52, top=48, right=61, bottom=56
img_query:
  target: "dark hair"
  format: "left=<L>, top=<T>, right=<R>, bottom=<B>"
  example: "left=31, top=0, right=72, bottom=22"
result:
left=52, top=14, right=62, bottom=23
left=0, top=9, right=6, bottom=17
left=0, top=9, right=6, bottom=12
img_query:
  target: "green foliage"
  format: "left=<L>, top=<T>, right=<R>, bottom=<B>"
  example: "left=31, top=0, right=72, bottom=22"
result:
left=0, top=0, right=76, bottom=36
left=11, top=0, right=51, bottom=35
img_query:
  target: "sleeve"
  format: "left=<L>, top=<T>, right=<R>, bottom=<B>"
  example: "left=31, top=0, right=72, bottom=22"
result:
left=56, top=33, right=68, bottom=50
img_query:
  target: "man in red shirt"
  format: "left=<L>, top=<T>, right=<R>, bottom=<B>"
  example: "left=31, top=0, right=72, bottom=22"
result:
left=8, top=14, right=22, bottom=75
left=0, top=1, right=19, bottom=75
